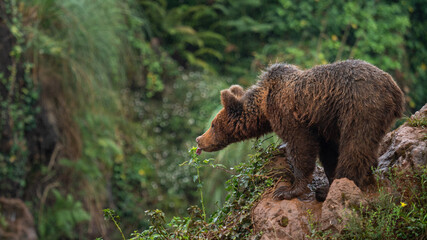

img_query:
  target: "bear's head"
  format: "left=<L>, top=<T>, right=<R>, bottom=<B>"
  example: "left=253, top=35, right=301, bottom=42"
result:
left=196, top=85, right=246, bottom=154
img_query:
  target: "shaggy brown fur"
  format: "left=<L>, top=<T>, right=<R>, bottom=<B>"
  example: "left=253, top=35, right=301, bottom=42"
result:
left=196, top=60, right=404, bottom=200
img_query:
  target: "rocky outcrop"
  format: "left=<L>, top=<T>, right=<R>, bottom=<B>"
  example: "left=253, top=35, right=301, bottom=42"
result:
left=252, top=104, right=427, bottom=240
left=253, top=178, right=364, bottom=240
left=0, top=197, right=37, bottom=240
left=253, top=196, right=320, bottom=240
left=378, top=104, right=427, bottom=172
left=319, top=179, right=365, bottom=233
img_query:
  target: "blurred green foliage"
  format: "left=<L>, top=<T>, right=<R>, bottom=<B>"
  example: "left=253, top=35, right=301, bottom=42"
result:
left=38, top=189, right=90, bottom=240
left=0, top=0, right=426, bottom=239
left=0, top=0, right=39, bottom=198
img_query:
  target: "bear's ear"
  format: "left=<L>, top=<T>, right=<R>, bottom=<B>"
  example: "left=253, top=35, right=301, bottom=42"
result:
left=229, top=85, right=245, bottom=98
left=221, top=89, right=243, bottom=116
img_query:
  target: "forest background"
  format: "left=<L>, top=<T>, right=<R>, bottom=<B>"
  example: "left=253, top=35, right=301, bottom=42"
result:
left=0, top=0, right=426, bottom=239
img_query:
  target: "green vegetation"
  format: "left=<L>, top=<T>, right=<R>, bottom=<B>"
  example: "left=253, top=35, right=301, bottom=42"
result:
left=103, top=147, right=427, bottom=240
left=340, top=167, right=427, bottom=240
left=406, top=116, right=427, bottom=128
left=0, top=0, right=426, bottom=239
left=0, top=0, right=39, bottom=198
left=304, top=168, right=427, bottom=240
left=108, top=140, right=279, bottom=239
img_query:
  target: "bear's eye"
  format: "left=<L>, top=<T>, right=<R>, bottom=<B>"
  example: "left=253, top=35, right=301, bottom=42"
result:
left=211, top=123, right=215, bottom=129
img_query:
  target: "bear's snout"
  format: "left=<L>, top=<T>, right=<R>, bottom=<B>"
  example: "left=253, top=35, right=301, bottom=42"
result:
left=196, top=134, right=212, bottom=151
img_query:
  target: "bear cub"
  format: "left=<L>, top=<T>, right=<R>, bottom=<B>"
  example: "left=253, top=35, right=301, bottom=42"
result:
left=196, top=60, right=404, bottom=201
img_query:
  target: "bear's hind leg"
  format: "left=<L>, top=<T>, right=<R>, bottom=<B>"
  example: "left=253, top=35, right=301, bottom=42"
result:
left=319, top=139, right=339, bottom=184
left=273, top=128, right=319, bottom=200
left=334, top=134, right=379, bottom=188
left=316, top=140, right=339, bottom=201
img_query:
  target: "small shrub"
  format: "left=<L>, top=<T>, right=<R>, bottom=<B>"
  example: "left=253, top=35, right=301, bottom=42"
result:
left=104, top=139, right=281, bottom=239
left=406, top=116, right=427, bottom=128
left=340, top=167, right=427, bottom=240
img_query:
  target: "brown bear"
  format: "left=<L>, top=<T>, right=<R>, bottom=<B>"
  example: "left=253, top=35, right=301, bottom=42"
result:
left=196, top=60, right=404, bottom=200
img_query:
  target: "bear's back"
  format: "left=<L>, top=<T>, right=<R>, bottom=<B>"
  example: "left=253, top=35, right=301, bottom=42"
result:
left=264, top=60, right=403, bottom=134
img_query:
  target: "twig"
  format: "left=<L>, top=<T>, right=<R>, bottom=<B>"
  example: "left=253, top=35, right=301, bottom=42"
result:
left=38, top=182, right=60, bottom=228
left=106, top=211, right=126, bottom=240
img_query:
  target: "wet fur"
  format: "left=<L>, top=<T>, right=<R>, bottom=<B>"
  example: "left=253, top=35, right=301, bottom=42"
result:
left=196, top=60, right=404, bottom=200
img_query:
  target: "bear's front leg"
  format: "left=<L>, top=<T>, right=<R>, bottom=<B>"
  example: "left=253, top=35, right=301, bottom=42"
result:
left=273, top=128, right=319, bottom=200
left=272, top=164, right=314, bottom=200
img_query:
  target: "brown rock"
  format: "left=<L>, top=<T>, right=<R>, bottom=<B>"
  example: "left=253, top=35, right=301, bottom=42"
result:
left=378, top=104, right=427, bottom=172
left=252, top=179, right=365, bottom=239
left=320, top=178, right=365, bottom=233
left=0, top=197, right=38, bottom=240
left=253, top=194, right=322, bottom=240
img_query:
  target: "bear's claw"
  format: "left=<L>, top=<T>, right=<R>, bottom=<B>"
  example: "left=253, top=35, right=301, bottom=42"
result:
left=272, top=186, right=294, bottom=200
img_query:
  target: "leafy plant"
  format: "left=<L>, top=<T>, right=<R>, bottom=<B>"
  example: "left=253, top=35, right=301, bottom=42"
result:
left=340, top=167, right=427, bottom=239
left=406, top=116, right=427, bottom=128
left=38, top=189, right=90, bottom=240
left=0, top=0, right=39, bottom=198
left=127, top=139, right=280, bottom=239
left=103, top=209, right=126, bottom=240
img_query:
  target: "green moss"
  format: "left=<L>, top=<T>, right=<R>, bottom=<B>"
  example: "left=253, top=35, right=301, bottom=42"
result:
left=279, top=216, right=289, bottom=228
left=406, top=116, right=427, bottom=128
